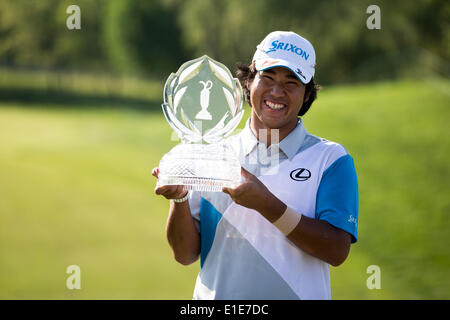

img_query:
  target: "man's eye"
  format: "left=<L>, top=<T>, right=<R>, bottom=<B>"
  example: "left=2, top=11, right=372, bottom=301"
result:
left=286, top=81, right=299, bottom=87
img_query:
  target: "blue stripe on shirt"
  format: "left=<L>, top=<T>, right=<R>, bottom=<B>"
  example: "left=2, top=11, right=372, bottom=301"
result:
left=199, top=198, right=223, bottom=268
left=315, top=154, right=359, bottom=243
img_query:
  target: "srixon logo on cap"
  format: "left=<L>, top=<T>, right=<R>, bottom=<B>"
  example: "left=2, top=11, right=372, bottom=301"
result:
left=266, top=40, right=310, bottom=61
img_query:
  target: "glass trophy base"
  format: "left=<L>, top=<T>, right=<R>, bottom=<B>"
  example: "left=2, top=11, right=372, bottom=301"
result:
left=158, top=143, right=241, bottom=192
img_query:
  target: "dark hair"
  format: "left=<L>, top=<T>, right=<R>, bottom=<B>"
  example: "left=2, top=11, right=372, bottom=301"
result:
left=235, top=62, right=321, bottom=117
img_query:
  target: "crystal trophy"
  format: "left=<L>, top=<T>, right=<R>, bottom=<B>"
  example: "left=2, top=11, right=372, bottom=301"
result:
left=157, top=55, right=244, bottom=192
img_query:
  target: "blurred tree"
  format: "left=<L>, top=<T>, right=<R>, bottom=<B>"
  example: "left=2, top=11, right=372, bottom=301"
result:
left=0, top=0, right=107, bottom=70
left=177, top=0, right=276, bottom=71
left=0, top=0, right=447, bottom=83
left=104, top=0, right=187, bottom=77
left=0, top=0, right=61, bottom=68
left=53, top=0, right=108, bottom=71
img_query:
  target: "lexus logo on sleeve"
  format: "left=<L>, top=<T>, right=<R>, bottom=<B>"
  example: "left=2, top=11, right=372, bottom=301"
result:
left=290, top=168, right=311, bottom=181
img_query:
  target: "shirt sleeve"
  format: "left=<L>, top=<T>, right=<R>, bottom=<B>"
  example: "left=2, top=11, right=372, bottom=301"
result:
left=188, top=190, right=201, bottom=232
left=315, top=154, right=359, bottom=243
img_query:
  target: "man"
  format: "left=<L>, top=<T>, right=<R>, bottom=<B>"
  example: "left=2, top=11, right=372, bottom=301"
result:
left=152, top=31, right=358, bottom=299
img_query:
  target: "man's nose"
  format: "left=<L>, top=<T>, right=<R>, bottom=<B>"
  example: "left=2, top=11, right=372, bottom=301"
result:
left=270, top=82, right=285, bottom=97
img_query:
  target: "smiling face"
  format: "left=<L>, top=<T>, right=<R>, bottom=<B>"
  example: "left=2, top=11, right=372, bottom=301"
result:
left=248, top=66, right=307, bottom=141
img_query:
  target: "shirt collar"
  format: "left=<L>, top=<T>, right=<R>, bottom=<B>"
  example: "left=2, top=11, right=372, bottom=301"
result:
left=240, top=118, right=259, bottom=156
left=240, top=117, right=308, bottom=160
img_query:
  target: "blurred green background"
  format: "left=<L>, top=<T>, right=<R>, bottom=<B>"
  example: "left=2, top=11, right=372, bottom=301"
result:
left=0, top=0, right=449, bottom=299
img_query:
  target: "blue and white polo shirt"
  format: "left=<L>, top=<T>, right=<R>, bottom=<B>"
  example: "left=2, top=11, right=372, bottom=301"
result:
left=188, top=118, right=358, bottom=300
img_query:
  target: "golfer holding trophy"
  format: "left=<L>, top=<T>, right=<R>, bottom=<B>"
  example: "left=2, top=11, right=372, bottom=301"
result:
left=152, top=31, right=359, bottom=300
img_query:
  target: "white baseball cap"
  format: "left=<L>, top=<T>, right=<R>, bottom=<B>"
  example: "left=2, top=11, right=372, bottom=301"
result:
left=252, top=31, right=316, bottom=84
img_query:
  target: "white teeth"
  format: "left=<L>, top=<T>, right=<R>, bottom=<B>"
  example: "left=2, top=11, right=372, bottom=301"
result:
left=266, top=100, right=285, bottom=110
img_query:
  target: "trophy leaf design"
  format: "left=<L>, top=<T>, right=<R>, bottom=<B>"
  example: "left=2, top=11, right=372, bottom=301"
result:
left=162, top=55, right=243, bottom=144
left=178, top=60, right=203, bottom=84
left=208, top=60, right=233, bottom=89
left=173, top=86, right=187, bottom=114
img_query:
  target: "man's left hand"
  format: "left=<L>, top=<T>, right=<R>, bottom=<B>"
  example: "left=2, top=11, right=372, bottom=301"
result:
left=222, top=167, right=286, bottom=218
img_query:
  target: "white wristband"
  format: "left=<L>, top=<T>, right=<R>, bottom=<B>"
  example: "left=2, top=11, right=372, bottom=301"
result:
left=171, top=191, right=189, bottom=203
left=273, top=206, right=302, bottom=236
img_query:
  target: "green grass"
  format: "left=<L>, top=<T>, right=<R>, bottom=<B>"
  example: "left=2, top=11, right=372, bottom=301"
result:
left=307, top=79, right=450, bottom=299
left=0, top=106, right=197, bottom=299
left=0, top=74, right=449, bottom=299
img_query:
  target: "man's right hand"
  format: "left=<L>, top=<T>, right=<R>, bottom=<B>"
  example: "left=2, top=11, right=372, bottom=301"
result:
left=152, top=167, right=188, bottom=200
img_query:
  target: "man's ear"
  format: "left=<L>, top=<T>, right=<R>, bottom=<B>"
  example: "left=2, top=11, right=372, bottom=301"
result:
left=303, top=89, right=311, bottom=103
left=244, top=90, right=251, bottom=106
left=245, top=81, right=253, bottom=106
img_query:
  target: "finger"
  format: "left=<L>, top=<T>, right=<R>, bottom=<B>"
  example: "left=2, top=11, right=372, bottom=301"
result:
left=222, top=187, right=231, bottom=195
left=225, top=184, right=247, bottom=199
left=241, top=167, right=252, bottom=180
left=155, top=184, right=187, bottom=199
left=223, top=187, right=239, bottom=199
left=175, top=185, right=188, bottom=197
left=231, top=183, right=246, bottom=197
left=154, top=184, right=176, bottom=196
left=154, top=185, right=166, bottom=195
left=151, top=167, right=159, bottom=178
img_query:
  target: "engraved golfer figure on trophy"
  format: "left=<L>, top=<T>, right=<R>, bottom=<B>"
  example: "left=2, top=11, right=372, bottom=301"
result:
left=157, top=55, right=244, bottom=192
left=196, top=80, right=213, bottom=120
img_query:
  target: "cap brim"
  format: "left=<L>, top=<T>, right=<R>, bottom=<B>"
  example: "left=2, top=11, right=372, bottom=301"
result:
left=254, top=58, right=312, bottom=84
